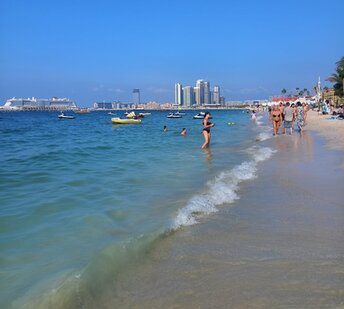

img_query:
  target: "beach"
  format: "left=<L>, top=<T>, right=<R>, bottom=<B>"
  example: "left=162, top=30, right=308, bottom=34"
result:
left=1, top=110, right=344, bottom=308
left=306, top=110, right=344, bottom=167
left=99, top=111, right=344, bottom=308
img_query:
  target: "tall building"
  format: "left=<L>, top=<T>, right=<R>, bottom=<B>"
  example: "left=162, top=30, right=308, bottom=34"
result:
left=213, top=85, right=220, bottom=104
left=194, top=86, right=201, bottom=105
left=183, top=86, right=194, bottom=107
left=132, top=89, right=140, bottom=106
left=196, top=80, right=205, bottom=105
left=204, top=81, right=211, bottom=105
left=175, top=83, right=183, bottom=106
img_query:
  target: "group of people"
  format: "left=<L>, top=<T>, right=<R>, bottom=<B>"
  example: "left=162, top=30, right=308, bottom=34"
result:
left=269, top=102, right=308, bottom=135
left=163, top=111, right=215, bottom=149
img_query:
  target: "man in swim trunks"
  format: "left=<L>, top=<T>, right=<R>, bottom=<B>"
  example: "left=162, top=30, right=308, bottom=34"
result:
left=283, top=102, right=295, bottom=135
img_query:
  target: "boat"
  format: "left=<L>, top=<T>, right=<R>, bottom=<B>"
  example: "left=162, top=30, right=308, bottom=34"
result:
left=193, top=112, right=212, bottom=119
left=126, top=111, right=144, bottom=119
left=111, top=117, right=142, bottom=124
left=193, top=112, right=205, bottom=119
left=58, top=112, right=75, bottom=119
left=167, top=112, right=182, bottom=118
left=2, top=97, right=77, bottom=110
left=108, top=112, right=117, bottom=115
left=139, top=112, right=151, bottom=116
left=174, top=111, right=185, bottom=116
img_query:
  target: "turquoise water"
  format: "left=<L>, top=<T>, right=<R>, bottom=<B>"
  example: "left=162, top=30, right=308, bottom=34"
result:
left=0, top=110, right=272, bottom=308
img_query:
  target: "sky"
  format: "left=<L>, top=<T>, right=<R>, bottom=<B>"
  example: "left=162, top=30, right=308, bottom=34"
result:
left=1, top=0, right=343, bottom=106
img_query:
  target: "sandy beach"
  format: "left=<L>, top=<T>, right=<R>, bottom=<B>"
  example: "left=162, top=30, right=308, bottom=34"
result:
left=306, top=109, right=344, bottom=152
left=100, top=111, right=344, bottom=309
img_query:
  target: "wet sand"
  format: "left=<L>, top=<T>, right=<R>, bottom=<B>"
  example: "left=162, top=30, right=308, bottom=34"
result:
left=99, top=123, right=344, bottom=308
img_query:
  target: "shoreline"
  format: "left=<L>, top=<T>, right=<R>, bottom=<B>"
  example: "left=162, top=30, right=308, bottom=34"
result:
left=101, top=112, right=344, bottom=308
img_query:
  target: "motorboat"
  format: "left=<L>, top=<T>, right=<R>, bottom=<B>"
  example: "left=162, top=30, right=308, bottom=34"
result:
left=108, top=112, right=116, bottom=115
left=193, top=112, right=205, bottom=119
left=111, top=117, right=142, bottom=124
left=174, top=111, right=185, bottom=116
left=139, top=112, right=151, bottom=116
left=167, top=112, right=182, bottom=118
left=58, top=112, right=75, bottom=119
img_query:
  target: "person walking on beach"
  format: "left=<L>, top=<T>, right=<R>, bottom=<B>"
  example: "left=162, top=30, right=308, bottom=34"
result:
left=296, top=101, right=305, bottom=134
left=270, top=105, right=282, bottom=135
left=283, top=102, right=295, bottom=135
left=201, top=112, right=214, bottom=149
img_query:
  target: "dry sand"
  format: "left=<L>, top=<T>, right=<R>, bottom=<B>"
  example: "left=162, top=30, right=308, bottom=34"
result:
left=306, top=109, right=344, bottom=151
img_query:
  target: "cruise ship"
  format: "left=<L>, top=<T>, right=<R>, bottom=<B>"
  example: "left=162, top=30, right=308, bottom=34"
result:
left=1, top=97, right=77, bottom=110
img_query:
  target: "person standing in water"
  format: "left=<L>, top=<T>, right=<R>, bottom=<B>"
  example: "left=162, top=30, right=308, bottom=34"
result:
left=201, top=112, right=214, bottom=149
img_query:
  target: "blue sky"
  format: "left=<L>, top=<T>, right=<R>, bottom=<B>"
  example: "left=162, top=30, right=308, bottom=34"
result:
left=1, top=0, right=343, bottom=106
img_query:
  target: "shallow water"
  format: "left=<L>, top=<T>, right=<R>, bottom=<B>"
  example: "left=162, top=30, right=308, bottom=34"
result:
left=0, top=110, right=272, bottom=308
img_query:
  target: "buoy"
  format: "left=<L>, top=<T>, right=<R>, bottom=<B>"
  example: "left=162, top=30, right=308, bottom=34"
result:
left=228, top=122, right=235, bottom=125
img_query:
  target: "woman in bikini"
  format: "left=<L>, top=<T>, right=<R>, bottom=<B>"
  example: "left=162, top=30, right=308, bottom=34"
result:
left=201, top=112, right=214, bottom=149
left=271, top=105, right=282, bottom=135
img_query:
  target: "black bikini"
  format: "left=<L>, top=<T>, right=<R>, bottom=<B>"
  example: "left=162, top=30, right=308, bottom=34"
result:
left=203, top=121, right=212, bottom=133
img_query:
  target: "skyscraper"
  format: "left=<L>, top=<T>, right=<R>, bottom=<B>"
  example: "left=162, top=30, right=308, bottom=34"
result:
left=183, top=86, right=194, bottom=107
left=204, top=81, right=211, bottom=105
left=132, top=89, right=140, bottom=106
left=194, top=86, right=201, bottom=105
left=213, top=85, right=220, bottom=104
left=175, top=83, right=183, bottom=106
left=196, top=80, right=205, bottom=105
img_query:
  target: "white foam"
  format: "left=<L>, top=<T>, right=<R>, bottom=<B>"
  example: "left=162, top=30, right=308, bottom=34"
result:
left=172, top=146, right=275, bottom=229
left=257, top=131, right=272, bottom=141
left=256, top=115, right=264, bottom=125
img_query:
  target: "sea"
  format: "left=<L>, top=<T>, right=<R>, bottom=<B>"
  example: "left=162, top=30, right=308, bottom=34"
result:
left=0, top=109, right=274, bottom=308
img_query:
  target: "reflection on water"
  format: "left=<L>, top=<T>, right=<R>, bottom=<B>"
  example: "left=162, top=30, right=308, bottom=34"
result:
left=202, top=147, right=213, bottom=161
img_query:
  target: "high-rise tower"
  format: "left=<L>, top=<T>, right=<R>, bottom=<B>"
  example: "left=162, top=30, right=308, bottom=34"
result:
left=175, top=83, right=183, bottom=106
left=132, top=89, right=140, bottom=106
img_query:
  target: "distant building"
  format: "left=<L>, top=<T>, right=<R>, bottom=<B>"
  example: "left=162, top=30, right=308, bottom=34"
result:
left=183, top=86, right=194, bottom=107
left=204, top=81, right=211, bottom=105
left=213, top=85, right=220, bottom=104
left=196, top=80, right=205, bottom=105
left=194, top=86, right=201, bottom=105
left=175, top=83, right=183, bottom=106
left=219, top=96, right=225, bottom=105
left=133, top=89, right=140, bottom=106
left=93, top=102, right=114, bottom=109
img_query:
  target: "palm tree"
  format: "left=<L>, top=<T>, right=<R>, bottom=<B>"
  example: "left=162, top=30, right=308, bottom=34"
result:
left=326, top=56, right=344, bottom=97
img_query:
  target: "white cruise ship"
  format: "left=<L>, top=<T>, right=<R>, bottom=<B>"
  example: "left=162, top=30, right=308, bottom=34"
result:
left=1, top=97, right=77, bottom=110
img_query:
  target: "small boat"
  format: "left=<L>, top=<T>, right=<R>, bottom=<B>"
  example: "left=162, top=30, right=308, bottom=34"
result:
left=108, top=112, right=117, bottom=115
left=139, top=112, right=151, bottom=116
left=193, top=112, right=212, bottom=119
left=167, top=112, right=182, bottom=118
left=111, top=117, right=142, bottom=124
left=58, top=112, right=75, bottom=119
left=174, top=111, right=185, bottom=116
left=193, top=112, right=205, bottom=119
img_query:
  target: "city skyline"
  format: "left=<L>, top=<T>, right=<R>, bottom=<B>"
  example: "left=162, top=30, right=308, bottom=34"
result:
left=0, top=0, right=343, bottom=106
left=175, top=79, right=225, bottom=107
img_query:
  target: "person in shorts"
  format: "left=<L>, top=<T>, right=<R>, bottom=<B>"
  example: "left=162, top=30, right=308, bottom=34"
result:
left=283, top=102, right=295, bottom=135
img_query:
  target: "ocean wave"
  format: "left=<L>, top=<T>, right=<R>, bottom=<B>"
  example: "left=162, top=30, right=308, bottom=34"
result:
left=172, top=146, right=275, bottom=229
